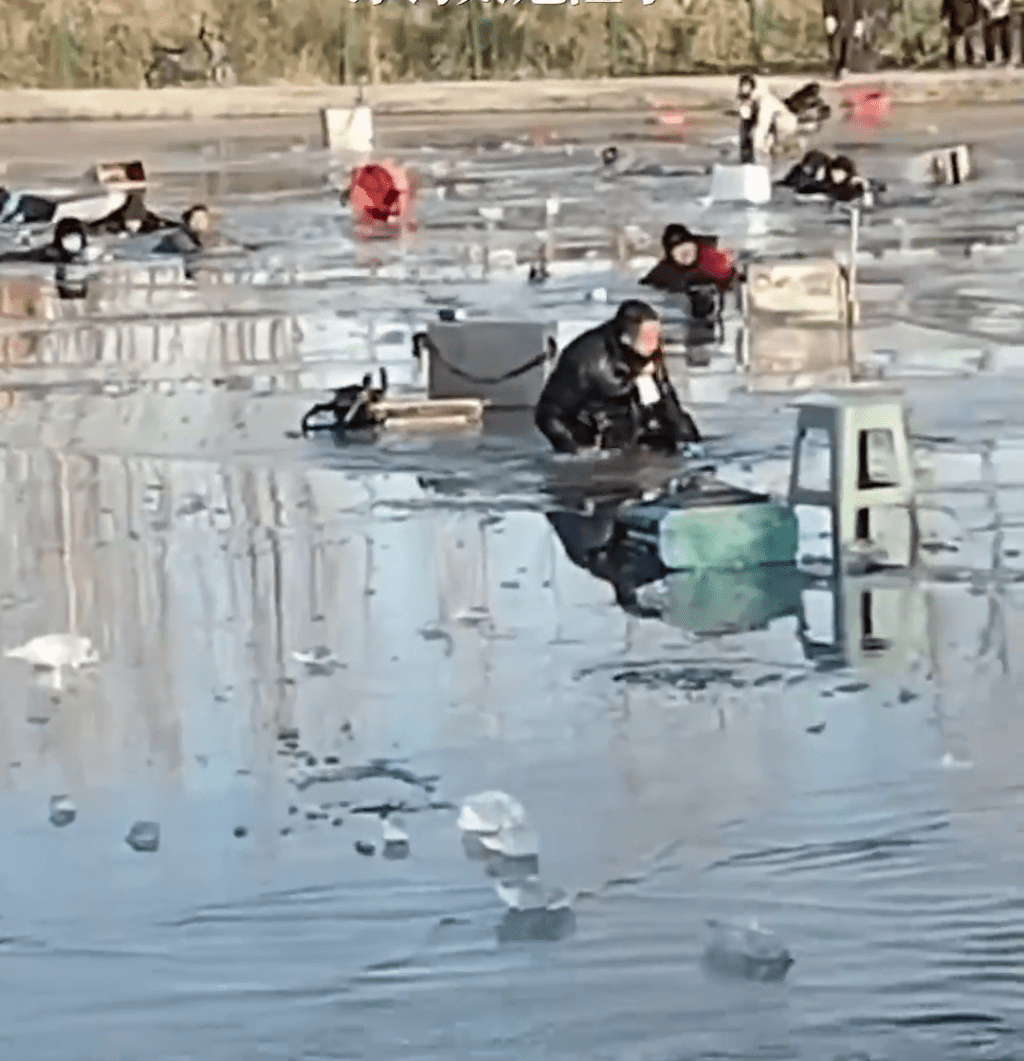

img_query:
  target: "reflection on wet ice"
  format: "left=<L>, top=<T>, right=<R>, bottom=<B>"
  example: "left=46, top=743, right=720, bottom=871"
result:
left=8, top=124, right=1024, bottom=1059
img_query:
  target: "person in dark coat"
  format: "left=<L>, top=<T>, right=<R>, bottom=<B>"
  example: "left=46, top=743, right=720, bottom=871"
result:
left=534, top=299, right=700, bottom=456
left=88, top=191, right=175, bottom=236
left=641, top=224, right=738, bottom=333
left=640, top=224, right=738, bottom=295
left=154, top=204, right=230, bottom=254
left=823, top=0, right=867, bottom=79
left=943, top=0, right=981, bottom=66
left=778, top=149, right=833, bottom=195
left=0, top=217, right=89, bottom=264
left=779, top=151, right=880, bottom=204
left=823, top=154, right=875, bottom=202
left=982, top=0, right=1012, bottom=63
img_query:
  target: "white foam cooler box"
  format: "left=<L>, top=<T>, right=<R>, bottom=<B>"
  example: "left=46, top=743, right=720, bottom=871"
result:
left=88, top=159, right=147, bottom=190
left=425, top=320, right=557, bottom=409
left=743, top=258, right=850, bottom=324
left=710, top=164, right=772, bottom=205
left=906, top=145, right=973, bottom=186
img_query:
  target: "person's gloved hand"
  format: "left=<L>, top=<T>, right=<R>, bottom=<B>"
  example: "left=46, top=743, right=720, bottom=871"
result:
left=853, top=18, right=865, bottom=39
left=824, top=15, right=838, bottom=34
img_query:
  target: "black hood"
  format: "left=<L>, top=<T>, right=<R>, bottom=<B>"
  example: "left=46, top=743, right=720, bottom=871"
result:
left=661, top=223, right=717, bottom=255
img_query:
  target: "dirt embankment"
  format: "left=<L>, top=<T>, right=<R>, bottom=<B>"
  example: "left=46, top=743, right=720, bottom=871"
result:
left=1, top=70, right=1024, bottom=123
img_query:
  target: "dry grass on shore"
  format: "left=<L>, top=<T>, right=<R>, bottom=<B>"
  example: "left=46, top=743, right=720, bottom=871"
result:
left=2, top=0, right=946, bottom=91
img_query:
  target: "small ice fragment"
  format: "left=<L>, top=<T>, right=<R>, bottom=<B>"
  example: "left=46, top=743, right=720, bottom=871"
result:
left=587, top=287, right=608, bottom=303
left=48, top=795, right=76, bottom=827
left=939, top=751, right=973, bottom=770
left=478, top=823, right=539, bottom=858
left=6, top=633, right=99, bottom=690
left=457, top=790, right=528, bottom=835
left=497, top=904, right=576, bottom=943
left=702, top=918, right=793, bottom=982
left=355, top=840, right=376, bottom=857
left=125, top=821, right=160, bottom=853
left=382, top=815, right=409, bottom=844
left=291, top=646, right=343, bottom=674
left=495, top=876, right=570, bottom=913
left=478, top=206, right=504, bottom=224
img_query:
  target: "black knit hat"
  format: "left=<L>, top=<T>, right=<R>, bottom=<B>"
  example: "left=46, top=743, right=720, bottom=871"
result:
left=661, top=223, right=717, bottom=254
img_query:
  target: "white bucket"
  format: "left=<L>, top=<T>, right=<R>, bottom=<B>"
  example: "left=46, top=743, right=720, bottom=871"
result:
left=709, top=163, right=772, bottom=205
left=320, top=105, right=375, bottom=153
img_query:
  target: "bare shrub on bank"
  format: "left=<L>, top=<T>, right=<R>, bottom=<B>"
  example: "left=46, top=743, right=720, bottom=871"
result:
left=0, top=0, right=948, bottom=89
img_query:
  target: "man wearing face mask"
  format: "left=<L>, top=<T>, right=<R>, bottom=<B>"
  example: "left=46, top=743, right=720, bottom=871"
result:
left=534, top=299, right=701, bottom=456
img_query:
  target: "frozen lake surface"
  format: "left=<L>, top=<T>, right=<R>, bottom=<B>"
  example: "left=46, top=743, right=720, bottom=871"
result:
left=2, top=107, right=1024, bottom=1060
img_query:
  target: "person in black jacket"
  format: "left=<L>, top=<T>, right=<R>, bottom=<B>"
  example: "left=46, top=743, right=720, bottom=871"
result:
left=640, top=224, right=738, bottom=338
left=639, top=224, right=736, bottom=294
left=778, top=149, right=833, bottom=195
left=88, top=191, right=175, bottom=236
left=0, top=217, right=90, bottom=264
left=779, top=150, right=880, bottom=204
left=154, top=204, right=232, bottom=254
left=534, top=299, right=700, bottom=456
left=823, top=0, right=867, bottom=78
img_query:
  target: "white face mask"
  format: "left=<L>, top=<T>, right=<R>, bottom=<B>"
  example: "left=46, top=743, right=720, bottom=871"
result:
left=61, top=233, right=84, bottom=254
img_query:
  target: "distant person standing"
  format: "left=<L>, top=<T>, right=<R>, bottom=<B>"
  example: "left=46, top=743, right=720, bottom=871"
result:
left=943, top=0, right=982, bottom=67
left=822, top=0, right=867, bottom=78
left=981, top=0, right=1012, bottom=63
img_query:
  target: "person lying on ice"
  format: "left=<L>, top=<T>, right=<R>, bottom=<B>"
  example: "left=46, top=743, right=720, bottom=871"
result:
left=778, top=150, right=882, bottom=204
left=534, top=299, right=701, bottom=456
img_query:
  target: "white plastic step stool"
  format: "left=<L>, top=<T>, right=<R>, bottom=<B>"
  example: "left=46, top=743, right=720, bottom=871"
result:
left=787, top=388, right=918, bottom=569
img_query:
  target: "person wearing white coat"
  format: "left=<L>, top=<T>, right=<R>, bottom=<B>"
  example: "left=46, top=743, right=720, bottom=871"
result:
left=737, top=75, right=800, bottom=164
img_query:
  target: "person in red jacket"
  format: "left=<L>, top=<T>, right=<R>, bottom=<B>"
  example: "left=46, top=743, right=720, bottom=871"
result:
left=640, top=223, right=738, bottom=329
left=640, top=224, right=737, bottom=293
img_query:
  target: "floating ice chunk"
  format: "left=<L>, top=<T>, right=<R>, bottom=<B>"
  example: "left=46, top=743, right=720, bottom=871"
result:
left=291, top=646, right=344, bottom=675
left=702, top=918, right=793, bottom=982
left=938, top=751, right=974, bottom=770
left=494, top=876, right=571, bottom=912
left=6, top=633, right=98, bottom=669
left=497, top=904, right=576, bottom=943
left=382, top=815, right=409, bottom=845
left=478, top=823, right=539, bottom=858
left=457, top=790, right=528, bottom=835
left=125, top=821, right=160, bottom=853
left=6, top=634, right=99, bottom=690
left=48, top=795, right=76, bottom=827
left=478, top=206, right=504, bottom=224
